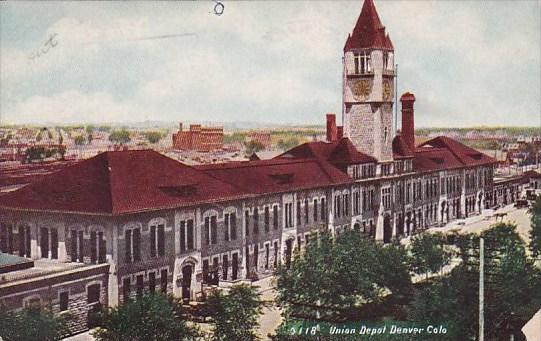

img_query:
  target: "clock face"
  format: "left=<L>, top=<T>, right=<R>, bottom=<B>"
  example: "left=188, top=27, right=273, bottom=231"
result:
left=354, top=79, right=371, bottom=99
left=383, top=81, right=392, bottom=101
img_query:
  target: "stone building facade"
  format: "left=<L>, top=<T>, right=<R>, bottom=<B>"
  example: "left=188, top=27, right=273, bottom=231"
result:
left=0, top=0, right=522, bottom=336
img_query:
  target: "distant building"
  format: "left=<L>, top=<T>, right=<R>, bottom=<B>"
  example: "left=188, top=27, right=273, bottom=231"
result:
left=172, top=122, right=223, bottom=152
left=246, top=131, right=272, bottom=149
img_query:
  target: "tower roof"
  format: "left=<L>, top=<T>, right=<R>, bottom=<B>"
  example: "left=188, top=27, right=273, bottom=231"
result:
left=344, top=0, right=393, bottom=51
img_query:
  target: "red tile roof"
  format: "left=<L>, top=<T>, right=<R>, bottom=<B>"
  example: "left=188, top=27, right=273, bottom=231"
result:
left=195, top=158, right=352, bottom=195
left=278, top=138, right=376, bottom=165
left=392, top=135, right=414, bottom=159
left=344, top=0, right=393, bottom=51
left=0, top=150, right=247, bottom=215
left=414, top=136, right=495, bottom=171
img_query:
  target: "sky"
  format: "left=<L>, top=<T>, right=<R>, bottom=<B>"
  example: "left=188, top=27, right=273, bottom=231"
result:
left=0, top=0, right=540, bottom=127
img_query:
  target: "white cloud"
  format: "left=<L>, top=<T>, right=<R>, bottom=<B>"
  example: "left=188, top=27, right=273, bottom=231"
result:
left=4, top=90, right=150, bottom=124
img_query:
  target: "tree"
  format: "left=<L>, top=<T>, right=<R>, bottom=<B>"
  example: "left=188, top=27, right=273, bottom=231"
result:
left=528, top=196, right=541, bottom=258
left=409, top=223, right=541, bottom=341
left=275, top=230, right=411, bottom=322
left=245, top=140, right=264, bottom=155
left=277, top=138, right=299, bottom=151
left=409, top=232, right=452, bottom=279
left=108, top=129, right=131, bottom=144
left=143, top=131, right=164, bottom=144
left=0, top=306, right=68, bottom=341
left=203, top=284, right=264, bottom=341
left=92, top=294, right=199, bottom=341
left=74, top=135, right=86, bottom=145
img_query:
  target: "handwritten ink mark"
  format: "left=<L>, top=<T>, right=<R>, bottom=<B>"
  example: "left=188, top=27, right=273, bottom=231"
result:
left=214, top=2, right=224, bottom=16
left=28, top=33, right=58, bottom=61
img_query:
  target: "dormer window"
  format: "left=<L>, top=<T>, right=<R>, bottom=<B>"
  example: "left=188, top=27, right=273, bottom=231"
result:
left=354, top=52, right=371, bottom=75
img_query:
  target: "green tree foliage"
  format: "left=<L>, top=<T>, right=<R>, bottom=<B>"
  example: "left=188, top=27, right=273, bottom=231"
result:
left=143, top=131, right=164, bottom=144
left=528, top=196, right=541, bottom=258
left=203, top=284, right=264, bottom=341
left=108, top=129, right=131, bottom=144
left=245, top=140, right=264, bottom=155
left=85, top=125, right=95, bottom=134
left=409, top=232, right=452, bottom=279
left=74, top=135, right=86, bottom=145
left=223, top=132, right=246, bottom=144
left=92, top=293, right=198, bottom=341
left=0, top=306, right=68, bottom=341
left=277, top=138, right=300, bottom=151
left=409, top=223, right=541, bottom=341
left=275, top=230, right=411, bottom=322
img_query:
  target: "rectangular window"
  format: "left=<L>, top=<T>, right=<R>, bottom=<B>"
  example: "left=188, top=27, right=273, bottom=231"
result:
left=59, top=291, right=69, bottom=311
left=296, top=201, right=301, bottom=225
left=203, top=259, right=210, bottom=283
left=71, top=230, right=78, bottom=262
left=321, top=198, right=326, bottom=221
left=123, top=278, right=131, bottom=301
left=304, top=199, right=309, bottom=224
left=157, top=225, right=165, bottom=256
left=18, top=226, right=25, bottom=257
left=150, top=225, right=156, bottom=257
left=98, top=232, right=106, bottom=264
left=253, top=208, right=259, bottom=234
left=274, top=241, right=278, bottom=268
left=87, top=284, right=101, bottom=304
left=264, top=207, right=270, bottom=232
left=125, top=229, right=132, bottom=263
left=232, top=253, right=238, bottom=280
left=40, top=227, right=49, bottom=258
left=90, top=231, right=97, bottom=263
left=230, top=213, right=237, bottom=240
left=205, top=217, right=210, bottom=245
left=313, top=199, right=318, bottom=222
left=133, top=228, right=141, bottom=261
left=160, top=269, right=168, bottom=293
left=136, top=275, right=144, bottom=298
left=273, top=205, right=279, bottom=229
left=210, top=216, right=217, bottom=245
left=180, top=221, right=186, bottom=252
left=224, top=213, right=230, bottom=241
left=265, top=244, right=270, bottom=269
left=245, top=210, right=250, bottom=237
left=223, top=254, right=228, bottom=281
left=187, top=219, right=194, bottom=250
left=149, top=272, right=156, bottom=293
left=78, top=231, right=85, bottom=263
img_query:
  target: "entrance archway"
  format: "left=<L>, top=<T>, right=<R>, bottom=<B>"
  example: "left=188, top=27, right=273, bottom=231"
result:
left=181, top=265, right=192, bottom=301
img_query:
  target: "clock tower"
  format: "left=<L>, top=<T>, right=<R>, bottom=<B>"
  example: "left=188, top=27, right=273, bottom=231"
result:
left=342, top=0, right=395, bottom=161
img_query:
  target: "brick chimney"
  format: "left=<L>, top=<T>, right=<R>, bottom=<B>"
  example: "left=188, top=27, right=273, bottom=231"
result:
left=400, top=92, right=416, bottom=151
left=179, top=122, right=183, bottom=132
left=326, top=113, right=338, bottom=142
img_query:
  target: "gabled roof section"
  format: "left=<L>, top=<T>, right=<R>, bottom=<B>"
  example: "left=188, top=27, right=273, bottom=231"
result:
left=392, top=135, right=414, bottom=159
left=0, top=150, right=246, bottom=215
left=414, top=136, right=496, bottom=172
left=278, top=138, right=375, bottom=166
left=195, top=158, right=352, bottom=195
left=344, top=0, right=393, bottom=51
left=329, top=138, right=377, bottom=164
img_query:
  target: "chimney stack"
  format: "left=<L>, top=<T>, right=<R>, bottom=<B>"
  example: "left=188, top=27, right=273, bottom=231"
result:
left=326, top=113, right=338, bottom=142
left=400, top=92, right=416, bottom=151
left=179, top=122, right=183, bottom=132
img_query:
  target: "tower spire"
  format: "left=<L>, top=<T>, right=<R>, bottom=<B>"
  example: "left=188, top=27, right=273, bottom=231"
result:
left=344, top=0, right=393, bottom=51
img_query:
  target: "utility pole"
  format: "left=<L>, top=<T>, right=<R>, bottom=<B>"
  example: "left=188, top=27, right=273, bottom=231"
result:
left=479, top=237, right=485, bottom=341
left=394, top=63, right=398, bottom=135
